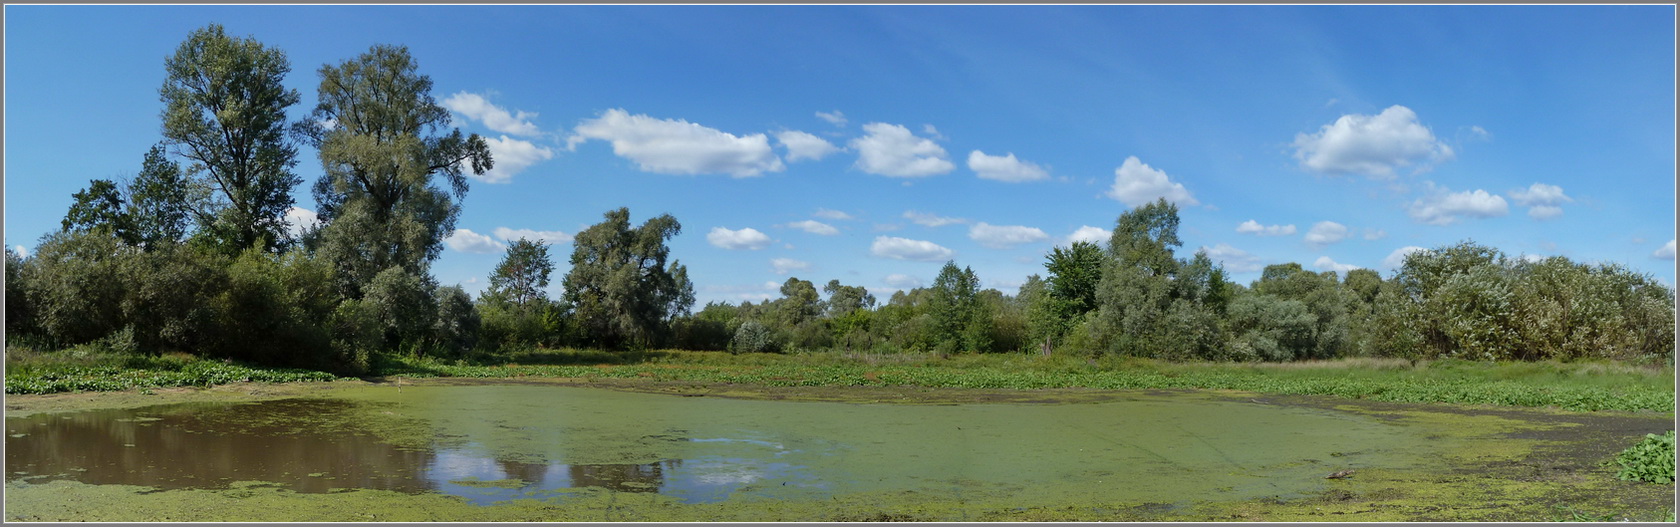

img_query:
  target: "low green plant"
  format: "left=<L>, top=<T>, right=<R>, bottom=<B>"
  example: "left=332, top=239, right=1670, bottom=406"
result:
left=1609, top=430, right=1675, bottom=484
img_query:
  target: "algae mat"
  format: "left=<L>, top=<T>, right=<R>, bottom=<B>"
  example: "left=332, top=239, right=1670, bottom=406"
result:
left=5, top=382, right=1673, bottom=521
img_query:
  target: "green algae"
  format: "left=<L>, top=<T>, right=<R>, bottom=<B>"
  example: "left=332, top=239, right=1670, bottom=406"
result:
left=5, top=382, right=1675, bottom=521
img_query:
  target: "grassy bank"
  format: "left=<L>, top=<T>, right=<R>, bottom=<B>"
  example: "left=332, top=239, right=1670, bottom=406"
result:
left=6, top=347, right=1674, bottom=413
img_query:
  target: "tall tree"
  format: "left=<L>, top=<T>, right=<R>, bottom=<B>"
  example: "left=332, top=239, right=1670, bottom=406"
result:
left=299, top=44, right=493, bottom=296
left=1044, top=241, right=1105, bottom=316
left=823, top=279, right=876, bottom=317
left=777, top=277, right=822, bottom=327
left=929, top=261, right=987, bottom=353
left=62, top=179, right=131, bottom=240
left=125, top=145, right=195, bottom=248
left=486, top=238, right=554, bottom=310
left=561, top=208, right=694, bottom=349
left=160, top=24, right=301, bottom=254
left=1108, top=198, right=1181, bottom=277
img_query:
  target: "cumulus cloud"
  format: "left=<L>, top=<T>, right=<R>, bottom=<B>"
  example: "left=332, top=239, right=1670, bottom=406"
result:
left=445, top=228, right=505, bottom=254
left=784, top=220, right=839, bottom=236
left=1199, top=243, right=1263, bottom=273
left=1383, top=246, right=1429, bottom=270
left=569, top=109, right=784, bottom=178
left=1646, top=240, right=1673, bottom=260
left=969, top=222, right=1049, bottom=249
left=284, top=206, right=320, bottom=239
left=968, top=150, right=1049, bottom=182
left=771, top=257, right=812, bottom=275
left=1313, top=255, right=1362, bottom=274
left=476, top=135, right=555, bottom=183
left=816, top=110, right=847, bottom=127
left=493, top=226, right=572, bottom=245
left=1066, top=225, right=1110, bottom=245
left=849, top=122, right=954, bottom=177
left=884, top=273, right=924, bottom=289
left=1106, top=156, right=1199, bottom=207
left=707, top=227, right=773, bottom=250
left=1407, top=187, right=1509, bottom=226
left=1304, top=221, right=1351, bottom=247
left=813, top=208, right=854, bottom=221
left=1508, top=183, right=1572, bottom=220
left=775, top=130, right=841, bottom=162
left=1292, top=105, right=1454, bottom=178
left=11, top=245, right=28, bottom=258
left=870, top=236, right=953, bottom=262
left=442, top=92, right=542, bottom=136
left=903, top=210, right=968, bottom=227
left=1236, top=220, right=1296, bottom=237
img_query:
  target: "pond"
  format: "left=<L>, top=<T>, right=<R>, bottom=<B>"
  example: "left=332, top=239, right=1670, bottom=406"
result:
left=6, top=384, right=1442, bottom=513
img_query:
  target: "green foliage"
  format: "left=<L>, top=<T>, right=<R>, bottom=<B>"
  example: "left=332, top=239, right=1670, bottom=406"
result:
left=62, top=179, right=132, bottom=240
left=485, top=238, right=555, bottom=309
left=21, top=231, right=130, bottom=345
left=3, top=349, right=337, bottom=395
left=929, top=261, right=989, bottom=353
left=5, top=245, right=34, bottom=335
left=160, top=23, right=301, bottom=255
left=210, top=248, right=335, bottom=367
left=1610, top=431, right=1675, bottom=484
left=431, top=285, right=480, bottom=358
left=126, top=145, right=195, bottom=248
left=823, top=279, right=876, bottom=317
left=360, top=266, right=437, bottom=353
left=301, top=44, right=491, bottom=296
left=1252, top=263, right=1348, bottom=360
left=1044, top=241, right=1104, bottom=315
left=730, top=320, right=778, bottom=354
left=1225, top=293, right=1316, bottom=361
left=1107, top=197, right=1180, bottom=277
left=561, top=208, right=694, bottom=349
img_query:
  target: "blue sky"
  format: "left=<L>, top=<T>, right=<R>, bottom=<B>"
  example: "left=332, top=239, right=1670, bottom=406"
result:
left=5, top=5, right=1675, bottom=305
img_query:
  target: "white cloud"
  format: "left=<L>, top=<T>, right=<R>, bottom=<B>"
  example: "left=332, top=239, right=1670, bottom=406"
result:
left=967, top=150, right=1049, bottom=182
left=784, top=220, right=839, bottom=236
left=1106, top=156, right=1199, bottom=207
left=493, top=226, right=572, bottom=245
left=1407, top=187, right=1509, bottom=226
left=1313, top=255, right=1362, bottom=274
left=1236, top=220, right=1296, bottom=237
left=1066, top=225, right=1110, bottom=246
left=1199, top=243, right=1263, bottom=273
left=969, top=222, right=1049, bottom=249
left=1508, top=183, right=1572, bottom=220
left=442, top=92, right=542, bottom=136
left=1292, top=105, right=1454, bottom=178
left=775, top=130, right=841, bottom=162
left=476, top=135, right=555, bottom=183
left=284, top=206, right=320, bottom=239
left=445, top=228, right=505, bottom=254
left=884, top=273, right=924, bottom=289
left=1646, top=241, right=1673, bottom=261
left=813, top=208, right=854, bottom=221
left=816, top=110, right=847, bottom=127
left=707, top=227, right=773, bottom=250
left=1363, top=228, right=1388, bottom=241
left=849, top=122, right=954, bottom=177
left=903, top=210, right=968, bottom=227
left=11, top=245, right=28, bottom=258
left=569, top=109, right=784, bottom=178
left=1383, top=246, right=1429, bottom=270
left=1304, top=221, right=1350, bottom=247
left=771, top=257, right=812, bottom=275
left=703, top=281, right=783, bottom=303
left=1519, top=253, right=1546, bottom=263
left=870, top=236, right=953, bottom=262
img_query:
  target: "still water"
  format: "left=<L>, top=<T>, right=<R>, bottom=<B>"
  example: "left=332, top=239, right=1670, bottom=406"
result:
left=6, top=385, right=1432, bottom=507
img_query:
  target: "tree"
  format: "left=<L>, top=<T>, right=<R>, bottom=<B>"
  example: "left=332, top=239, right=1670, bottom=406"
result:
left=777, top=277, right=822, bottom=327
left=1108, top=198, right=1181, bottom=277
left=486, top=239, right=555, bottom=310
left=299, top=44, right=492, bottom=295
left=823, top=279, right=876, bottom=317
left=125, top=145, right=195, bottom=248
left=5, top=245, right=33, bottom=335
left=561, top=208, right=694, bottom=349
left=1044, top=241, right=1104, bottom=315
left=160, top=24, right=301, bottom=254
left=62, top=179, right=131, bottom=241
left=929, top=261, right=987, bottom=353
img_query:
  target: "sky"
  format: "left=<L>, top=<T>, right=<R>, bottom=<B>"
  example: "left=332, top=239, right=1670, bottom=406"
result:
left=4, top=5, right=1676, bottom=306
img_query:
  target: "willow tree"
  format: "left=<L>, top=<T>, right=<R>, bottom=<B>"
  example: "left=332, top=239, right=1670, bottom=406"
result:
left=298, top=44, right=492, bottom=296
left=159, top=24, right=300, bottom=254
left=561, top=208, right=694, bottom=349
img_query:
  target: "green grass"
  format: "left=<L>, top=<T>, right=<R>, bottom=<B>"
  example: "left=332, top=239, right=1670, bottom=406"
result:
left=4, top=346, right=337, bottom=395
left=7, top=345, right=1674, bottom=413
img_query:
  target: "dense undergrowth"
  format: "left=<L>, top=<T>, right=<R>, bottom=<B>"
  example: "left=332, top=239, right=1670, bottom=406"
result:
left=11, top=345, right=1667, bottom=413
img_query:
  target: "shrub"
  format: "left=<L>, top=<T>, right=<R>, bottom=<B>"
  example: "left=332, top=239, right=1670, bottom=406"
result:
left=730, top=320, right=777, bottom=354
left=1610, top=430, right=1675, bottom=484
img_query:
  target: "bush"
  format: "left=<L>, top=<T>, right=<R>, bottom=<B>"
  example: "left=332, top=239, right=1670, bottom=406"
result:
left=432, top=285, right=480, bottom=358
left=730, top=320, right=777, bottom=354
left=21, top=231, right=130, bottom=346
left=1610, top=430, right=1675, bottom=484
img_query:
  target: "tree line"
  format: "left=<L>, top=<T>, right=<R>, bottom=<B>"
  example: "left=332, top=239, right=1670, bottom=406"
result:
left=4, top=25, right=1673, bottom=371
